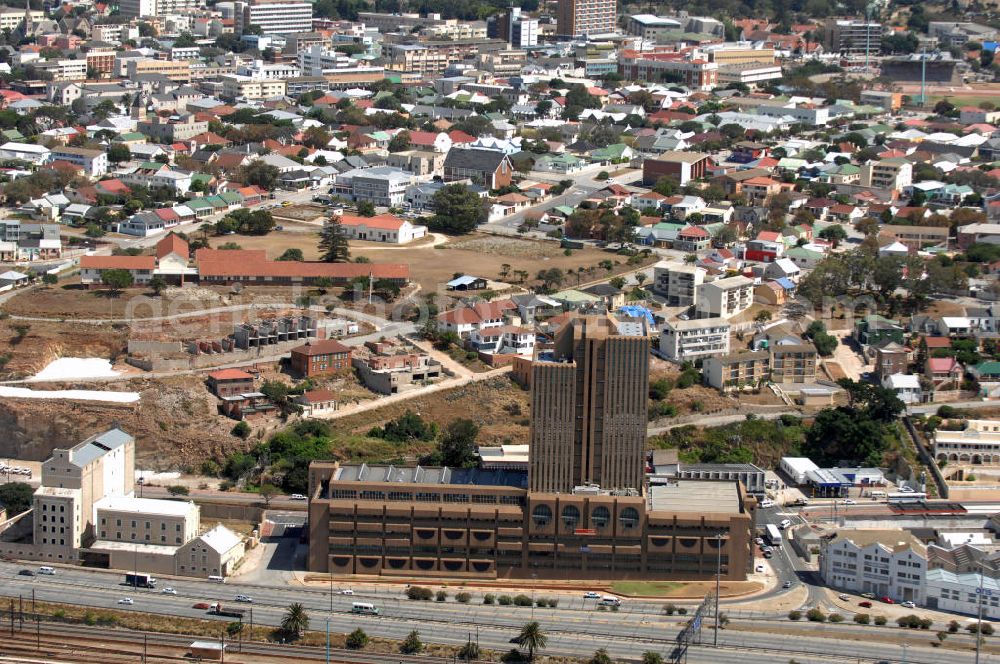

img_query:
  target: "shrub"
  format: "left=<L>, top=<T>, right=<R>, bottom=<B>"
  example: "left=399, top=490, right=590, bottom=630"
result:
left=498, top=595, right=513, bottom=606
left=83, top=612, right=96, bottom=626
left=400, top=630, right=422, bottom=654
left=677, top=607, right=687, bottom=615
left=166, top=484, right=189, bottom=496
left=536, top=597, right=548, bottom=607
left=642, top=652, right=664, bottom=664
left=436, top=590, right=447, bottom=602
left=853, top=613, right=870, bottom=625
left=806, top=608, right=826, bottom=622
left=513, top=594, right=533, bottom=607
left=406, top=586, right=433, bottom=601
left=597, top=604, right=607, bottom=611
left=968, top=622, right=995, bottom=635
left=788, top=610, right=802, bottom=621
left=937, top=631, right=948, bottom=643
left=663, top=604, right=677, bottom=615
left=219, top=480, right=235, bottom=491
left=920, top=617, right=933, bottom=630
left=53, top=609, right=66, bottom=619
left=548, top=598, right=559, bottom=608
left=483, top=593, right=496, bottom=605
left=345, top=628, right=368, bottom=650
left=231, top=421, right=251, bottom=439
left=948, top=620, right=960, bottom=633
left=984, top=622, right=995, bottom=636
left=874, top=615, right=887, bottom=626
left=829, top=613, right=844, bottom=623
left=456, top=592, right=471, bottom=604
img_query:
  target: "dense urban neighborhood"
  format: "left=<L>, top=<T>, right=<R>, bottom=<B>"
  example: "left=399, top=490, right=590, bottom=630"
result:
left=1, top=0, right=1000, bottom=662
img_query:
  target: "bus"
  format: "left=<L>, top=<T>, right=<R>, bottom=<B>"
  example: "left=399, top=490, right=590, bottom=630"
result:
left=888, top=492, right=927, bottom=504
left=765, top=524, right=782, bottom=546
left=351, top=602, right=380, bottom=615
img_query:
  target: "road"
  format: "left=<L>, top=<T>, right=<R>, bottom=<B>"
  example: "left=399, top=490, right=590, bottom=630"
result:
left=0, top=558, right=990, bottom=663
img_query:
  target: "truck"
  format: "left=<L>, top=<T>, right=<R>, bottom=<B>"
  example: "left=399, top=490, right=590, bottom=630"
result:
left=764, top=524, right=782, bottom=547
left=208, top=603, right=246, bottom=618
left=125, top=573, right=156, bottom=588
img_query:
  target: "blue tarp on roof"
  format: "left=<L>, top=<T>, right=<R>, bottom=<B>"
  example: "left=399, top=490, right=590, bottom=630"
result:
left=775, top=277, right=796, bottom=290
left=618, top=305, right=655, bottom=326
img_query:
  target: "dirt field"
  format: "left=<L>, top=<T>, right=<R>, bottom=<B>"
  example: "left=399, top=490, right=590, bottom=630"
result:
left=0, top=318, right=128, bottom=378
left=336, top=374, right=531, bottom=447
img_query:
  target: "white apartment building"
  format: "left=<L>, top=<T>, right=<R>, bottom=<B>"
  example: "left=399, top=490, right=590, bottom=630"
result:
left=117, top=0, right=157, bottom=16
left=820, top=529, right=927, bottom=604
left=861, top=158, right=913, bottom=192
left=235, top=0, right=313, bottom=36
left=349, top=166, right=414, bottom=208
left=659, top=317, right=731, bottom=362
left=652, top=261, right=705, bottom=307
left=298, top=45, right=356, bottom=76
left=0, top=6, right=43, bottom=31
left=557, top=0, right=617, bottom=37
left=34, top=59, right=87, bottom=82
left=236, top=59, right=300, bottom=80
left=926, top=569, right=1000, bottom=619
left=695, top=275, right=754, bottom=319
left=49, top=146, right=108, bottom=177
left=220, top=74, right=286, bottom=101
left=934, top=419, right=1000, bottom=465
left=0, top=142, right=49, bottom=165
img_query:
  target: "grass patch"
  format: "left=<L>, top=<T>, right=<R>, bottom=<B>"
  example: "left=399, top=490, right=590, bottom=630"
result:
left=610, top=581, right=684, bottom=596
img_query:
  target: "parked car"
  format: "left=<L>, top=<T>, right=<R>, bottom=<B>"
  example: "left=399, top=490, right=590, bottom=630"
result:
left=161, top=587, right=177, bottom=595
left=755, top=564, right=765, bottom=573
left=339, top=589, right=354, bottom=595
left=880, top=596, right=894, bottom=604
left=838, top=594, right=850, bottom=601
left=18, top=569, right=35, bottom=577
left=859, top=601, right=873, bottom=608
left=118, top=598, right=134, bottom=605
left=861, top=593, right=875, bottom=599
left=899, top=486, right=914, bottom=493
left=235, top=595, right=253, bottom=603
left=900, top=601, right=915, bottom=608
left=754, top=537, right=763, bottom=546
left=763, top=551, right=773, bottom=559
left=782, top=581, right=792, bottom=589
left=843, top=499, right=856, bottom=505
left=583, top=591, right=601, bottom=599
left=289, top=493, right=306, bottom=500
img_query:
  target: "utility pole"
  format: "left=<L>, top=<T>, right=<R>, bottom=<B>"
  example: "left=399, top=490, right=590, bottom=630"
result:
left=714, top=531, right=723, bottom=647
left=976, top=561, right=986, bottom=664
left=326, top=617, right=330, bottom=664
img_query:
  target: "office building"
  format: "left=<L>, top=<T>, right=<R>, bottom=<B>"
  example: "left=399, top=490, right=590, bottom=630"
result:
left=234, top=0, right=312, bottom=36
left=557, top=0, right=617, bottom=38
left=308, top=313, right=753, bottom=581
left=118, top=0, right=199, bottom=17
left=488, top=7, right=538, bottom=47
left=529, top=316, right=648, bottom=493
left=823, top=19, right=881, bottom=59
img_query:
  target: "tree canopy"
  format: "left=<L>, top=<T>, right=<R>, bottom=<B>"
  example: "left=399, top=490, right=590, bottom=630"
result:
left=430, top=183, right=486, bottom=234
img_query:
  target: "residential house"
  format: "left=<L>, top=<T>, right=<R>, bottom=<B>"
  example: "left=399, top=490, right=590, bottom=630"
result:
left=335, top=213, right=427, bottom=244
left=49, top=146, right=107, bottom=177
left=436, top=300, right=515, bottom=337
left=873, top=340, right=909, bottom=380
left=468, top=325, right=535, bottom=357
left=79, top=255, right=155, bottom=286
left=294, top=389, right=340, bottom=416
left=855, top=314, right=905, bottom=346
left=289, top=340, right=352, bottom=377
left=882, top=373, right=923, bottom=405
left=206, top=369, right=255, bottom=398
left=925, top=357, right=963, bottom=391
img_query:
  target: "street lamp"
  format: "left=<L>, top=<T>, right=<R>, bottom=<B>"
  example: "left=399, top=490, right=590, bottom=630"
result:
left=976, top=561, right=988, bottom=664
left=714, top=531, right=724, bottom=647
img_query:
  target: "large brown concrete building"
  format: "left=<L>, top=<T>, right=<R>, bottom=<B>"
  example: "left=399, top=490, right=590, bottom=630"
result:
left=308, top=315, right=754, bottom=581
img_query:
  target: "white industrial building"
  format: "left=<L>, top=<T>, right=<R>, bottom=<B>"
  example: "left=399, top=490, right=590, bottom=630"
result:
left=779, top=456, right=819, bottom=484
left=819, top=529, right=927, bottom=604
left=926, top=569, right=1000, bottom=619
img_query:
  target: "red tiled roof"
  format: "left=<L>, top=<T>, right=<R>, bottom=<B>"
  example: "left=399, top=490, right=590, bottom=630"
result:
left=302, top=388, right=337, bottom=402
left=156, top=232, right=188, bottom=259
left=407, top=130, right=443, bottom=146
left=291, top=339, right=351, bottom=356
left=208, top=368, right=253, bottom=381
left=923, top=337, right=951, bottom=348
left=337, top=213, right=406, bottom=230
left=928, top=357, right=960, bottom=372
left=194, top=248, right=408, bottom=280
left=448, top=130, right=476, bottom=144
left=81, top=255, right=155, bottom=270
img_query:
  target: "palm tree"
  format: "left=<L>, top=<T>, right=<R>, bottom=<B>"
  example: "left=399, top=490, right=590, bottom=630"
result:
left=517, top=621, right=547, bottom=660
left=281, top=603, right=309, bottom=638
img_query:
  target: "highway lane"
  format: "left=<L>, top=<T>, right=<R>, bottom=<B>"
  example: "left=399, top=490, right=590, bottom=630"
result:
left=0, top=562, right=989, bottom=663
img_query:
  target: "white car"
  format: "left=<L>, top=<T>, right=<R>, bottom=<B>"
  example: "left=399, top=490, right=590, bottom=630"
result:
left=289, top=494, right=306, bottom=501
left=118, top=598, right=134, bottom=605
left=899, top=486, right=914, bottom=493
left=755, top=564, right=765, bottom=573
left=838, top=594, right=850, bottom=601
left=583, top=591, right=601, bottom=599
left=339, top=589, right=354, bottom=595
left=235, top=595, right=253, bottom=603
left=843, top=499, right=856, bottom=505
left=161, top=587, right=177, bottom=595
left=754, top=537, right=764, bottom=545
left=900, top=601, right=915, bottom=608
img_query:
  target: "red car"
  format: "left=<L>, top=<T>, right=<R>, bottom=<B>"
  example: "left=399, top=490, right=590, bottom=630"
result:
left=859, top=601, right=872, bottom=608
left=880, top=597, right=894, bottom=604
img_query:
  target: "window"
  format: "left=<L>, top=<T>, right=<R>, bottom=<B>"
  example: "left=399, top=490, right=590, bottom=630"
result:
left=531, top=504, right=552, bottom=527
left=561, top=505, right=580, bottom=528
left=592, top=506, right=610, bottom=528
left=619, top=507, right=640, bottom=529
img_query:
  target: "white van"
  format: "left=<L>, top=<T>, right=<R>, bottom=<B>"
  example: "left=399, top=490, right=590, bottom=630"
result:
left=760, top=499, right=775, bottom=508
left=779, top=519, right=792, bottom=530
left=38, top=566, right=55, bottom=575
left=871, top=491, right=887, bottom=499
left=599, top=596, right=621, bottom=607
left=208, top=575, right=225, bottom=583
left=352, top=602, right=380, bottom=615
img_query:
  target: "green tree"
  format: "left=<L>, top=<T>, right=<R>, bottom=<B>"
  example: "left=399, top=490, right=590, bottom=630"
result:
left=516, top=621, right=547, bottom=660
left=148, top=275, right=167, bottom=296
left=318, top=218, right=351, bottom=263
left=356, top=200, right=376, bottom=217
left=281, top=603, right=309, bottom=638
left=277, top=248, right=304, bottom=261
left=400, top=630, right=422, bottom=654
left=0, top=482, right=34, bottom=514
left=458, top=638, right=480, bottom=660
left=590, top=649, right=613, bottom=664
left=641, top=652, right=663, bottom=664
left=346, top=628, right=368, bottom=649
left=431, top=183, right=486, bottom=234
left=239, top=161, right=280, bottom=190
left=258, top=483, right=280, bottom=508
left=440, top=419, right=479, bottom=467
left=818, top=224, right=847, bottom=247
left=101, top=269, right=134, bottom=296
left=231, top=420, right=251, bottom=439
left=388, top=130, right=411, bottom=152
left=41, top=274, right=58, bottom=286
left=107, top=144, right=131, bottom=164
